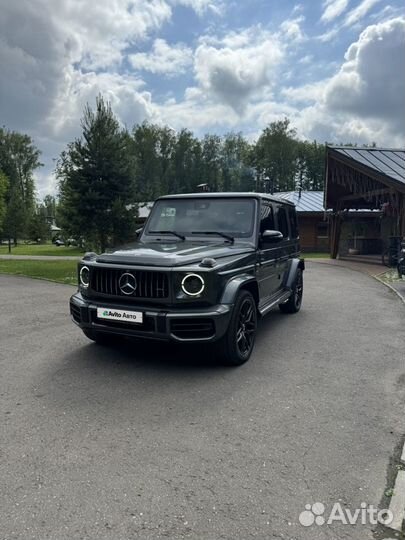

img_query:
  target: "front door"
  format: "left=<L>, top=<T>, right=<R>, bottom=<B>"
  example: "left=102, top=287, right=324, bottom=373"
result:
left=257, top=202, right=279, bottom=301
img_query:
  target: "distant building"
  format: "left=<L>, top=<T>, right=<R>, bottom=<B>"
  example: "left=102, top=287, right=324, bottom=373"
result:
left=276, top=190, right=383, bottom=254
left=137, top=202, right=154, bottom=223
left=275, top=191, right=330, bottom=252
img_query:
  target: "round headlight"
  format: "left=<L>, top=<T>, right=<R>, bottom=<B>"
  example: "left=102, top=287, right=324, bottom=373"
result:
left=181, top=273, right=205, bottom=296
left=79, top=265, right=90, bottom=288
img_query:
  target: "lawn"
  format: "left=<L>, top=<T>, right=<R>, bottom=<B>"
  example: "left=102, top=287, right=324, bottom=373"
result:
left=0, top=260, right=78, bottom=285
left=302, top=252, right=330, bottom=258
left=0, top=243, right=84, bottom=256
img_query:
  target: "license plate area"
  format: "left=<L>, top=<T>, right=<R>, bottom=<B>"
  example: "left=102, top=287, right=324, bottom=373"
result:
left=96, top=307, right=143, bottom=324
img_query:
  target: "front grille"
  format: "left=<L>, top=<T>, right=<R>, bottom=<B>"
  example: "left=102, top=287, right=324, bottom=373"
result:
left=171, top=318, right=215, bottom=340
left=91, top=267, right=169, bottom=299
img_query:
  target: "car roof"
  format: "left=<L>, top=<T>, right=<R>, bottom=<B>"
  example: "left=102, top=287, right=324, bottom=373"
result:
left=157, top=192, right=295, bottom=206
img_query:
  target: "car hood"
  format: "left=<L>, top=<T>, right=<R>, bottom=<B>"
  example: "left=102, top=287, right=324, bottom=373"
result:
left=95, top=240, right=254, bottom=267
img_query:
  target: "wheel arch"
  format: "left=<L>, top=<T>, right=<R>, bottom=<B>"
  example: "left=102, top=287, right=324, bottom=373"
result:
left=220, top=274, right=259, bottom=306
left=283, top=258, right=305, bottom=289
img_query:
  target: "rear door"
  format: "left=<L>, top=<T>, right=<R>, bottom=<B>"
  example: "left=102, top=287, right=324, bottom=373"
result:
left=274, top=203, right=299, bottom=287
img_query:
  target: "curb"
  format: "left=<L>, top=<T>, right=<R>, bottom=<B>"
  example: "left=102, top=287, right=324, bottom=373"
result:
left=373, top=274, right=405, bottom=306
left=384, top=439, right=405, bottom=534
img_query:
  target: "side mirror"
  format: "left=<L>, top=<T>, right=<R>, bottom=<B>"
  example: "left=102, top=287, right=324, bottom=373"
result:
left=261, top=230, right=284, bottom=244
left=135, top=227, right=143, bottom=237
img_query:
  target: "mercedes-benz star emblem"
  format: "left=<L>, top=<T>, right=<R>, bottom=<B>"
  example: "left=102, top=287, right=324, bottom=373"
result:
left=119, top=272, right=137, bottom=295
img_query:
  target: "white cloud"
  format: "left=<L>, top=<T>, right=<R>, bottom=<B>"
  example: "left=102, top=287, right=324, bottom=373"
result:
left=53, top=0, right=172, bottom=70
left=1, top=0, right=404, bottom=198
left=321, top=0, right=349, bottom=23
left=194, top=27, right=284, bottom=112
left=344, top=0, right=381, bottom=27
left=279, top=16, right=306, bottom=42
left=129, top=39, right=193, bottom=76
left=47, top=71, right=155, bottom=140
left=281, top=81, right=326, bottom=103
left=295, top=17, right=405, bottom=145
left=170, top=0, right=224, bottom=16
left=325, top=17, right=405, bottom=125
left=0, top=0, right=173, bottom=195
left=317, top=27, right=340, bottom=42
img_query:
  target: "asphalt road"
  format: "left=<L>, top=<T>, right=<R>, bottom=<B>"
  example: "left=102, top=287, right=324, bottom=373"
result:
left=1, top=264, right=405, bottom=540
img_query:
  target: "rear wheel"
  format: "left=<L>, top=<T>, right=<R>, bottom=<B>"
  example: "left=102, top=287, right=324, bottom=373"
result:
left=279, top=268, right=303, bottom=314
left=217, top=290, right=257, bottom=366
left=82, top=329, right=116, bottom=345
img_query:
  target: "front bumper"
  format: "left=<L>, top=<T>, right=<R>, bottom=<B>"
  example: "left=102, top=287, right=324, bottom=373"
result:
left=69, top=292, right=233, bottom=343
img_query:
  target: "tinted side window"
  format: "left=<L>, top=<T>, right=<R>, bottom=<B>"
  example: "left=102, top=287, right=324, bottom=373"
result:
left=260, top=202, right=275, bottom=233
left=288, top=207, right=299, bottom=239
left=276, top=206, right=289, bottom=238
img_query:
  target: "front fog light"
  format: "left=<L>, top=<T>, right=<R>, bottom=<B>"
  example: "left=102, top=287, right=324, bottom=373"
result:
left=79, top=265, right=90, bottom=288
left=181, top=273, right=205, bottom=296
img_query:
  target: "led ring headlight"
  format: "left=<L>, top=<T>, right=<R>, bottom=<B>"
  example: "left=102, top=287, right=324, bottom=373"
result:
left=79, top=265, right=90, bottom=288
left=181, top=273, right=205, bottom=296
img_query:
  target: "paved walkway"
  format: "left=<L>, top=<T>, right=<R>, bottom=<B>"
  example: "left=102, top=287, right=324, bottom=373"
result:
left=307, top=257, right=385, bottom=276
left=309, top=257, right=405, bottom=303
left=1, top=266, right=405, bottom=539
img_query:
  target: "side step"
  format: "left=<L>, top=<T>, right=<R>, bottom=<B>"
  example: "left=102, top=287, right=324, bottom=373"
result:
left=258, top=290, right=291, bottom=316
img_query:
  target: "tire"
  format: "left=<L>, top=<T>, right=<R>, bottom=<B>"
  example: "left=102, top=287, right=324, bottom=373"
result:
left=82, top=328, right=116, bottom=345
left=216, top=290, right=257, bottom=366
left=279, top=268, right=303, bottom=314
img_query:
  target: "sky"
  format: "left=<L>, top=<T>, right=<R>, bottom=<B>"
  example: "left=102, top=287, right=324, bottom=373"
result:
left=1, top=0, right=404, bottom=197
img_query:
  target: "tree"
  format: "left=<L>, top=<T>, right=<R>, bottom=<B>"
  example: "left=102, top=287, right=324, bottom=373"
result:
left=131, top=123, right=172, bottom=201
left=298, top=141, right=325, bottom=191
left=220, top=133, right=254, bottom=191
left=253, top=118, right=298, bottom=192
left=0, top=171, right=8, bottom=234
left=0, top=128, right=42, bottom=245
left=57, top=95, right=137, bottom=252
left=170, top=129, right=200, bottom=193
left=43, top=194, right=57, bottom=224
left=27, top=204, right=51, bottom=242
left=201, top=134, right=222, bottom=192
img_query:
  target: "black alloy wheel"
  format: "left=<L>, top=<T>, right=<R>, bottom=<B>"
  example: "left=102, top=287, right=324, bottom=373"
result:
left=217, top=290, right=257, bottom=366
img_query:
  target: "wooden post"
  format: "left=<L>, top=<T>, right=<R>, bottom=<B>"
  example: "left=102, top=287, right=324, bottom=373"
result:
left=400, top=194, right=405, bottom=239
left=330, top=212, right=342, bottom=259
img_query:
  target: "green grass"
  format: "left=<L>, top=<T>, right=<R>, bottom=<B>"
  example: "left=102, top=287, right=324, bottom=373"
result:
left=302, top=252, right=330, bottom=258
left=0, top=243, right=84, bottom=256
left=379, top=269, right=405, bottom=283
left=0, top=260, right=78, bottom=285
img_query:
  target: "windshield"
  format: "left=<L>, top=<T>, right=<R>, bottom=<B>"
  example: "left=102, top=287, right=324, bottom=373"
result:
left=145, top=198, right=256, bottom=239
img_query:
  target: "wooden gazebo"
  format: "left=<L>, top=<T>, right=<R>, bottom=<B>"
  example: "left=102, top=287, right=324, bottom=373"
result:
left=325, top=146, right=405, bottom=259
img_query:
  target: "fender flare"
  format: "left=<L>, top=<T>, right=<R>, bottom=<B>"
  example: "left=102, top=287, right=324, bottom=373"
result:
left=283, top=258, right=305, bottom=289
left=220, top=274, right=258, bottom=305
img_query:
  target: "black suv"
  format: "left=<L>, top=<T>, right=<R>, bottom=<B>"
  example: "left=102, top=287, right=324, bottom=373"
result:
left=70, top=193, right=304, bottom=365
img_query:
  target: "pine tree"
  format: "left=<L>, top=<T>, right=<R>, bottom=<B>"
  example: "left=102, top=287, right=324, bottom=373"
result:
left=57, top=96, right=137, bottom=252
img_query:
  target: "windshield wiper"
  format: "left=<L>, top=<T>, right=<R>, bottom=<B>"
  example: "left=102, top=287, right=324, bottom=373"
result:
left=191, top=231, right=234, bottom=244
left=149, top=230, right=186, bottom=241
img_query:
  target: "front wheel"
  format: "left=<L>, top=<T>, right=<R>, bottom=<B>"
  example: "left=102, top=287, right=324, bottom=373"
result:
left=279, top=268, right=303, bottom=314
left=216, top=290, right=257, bottom=366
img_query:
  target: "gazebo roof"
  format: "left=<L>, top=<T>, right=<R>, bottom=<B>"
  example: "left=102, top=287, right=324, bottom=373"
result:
left=329, top=147, right=405, bottom=185
left=325, top=146, right=405, bottom=211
